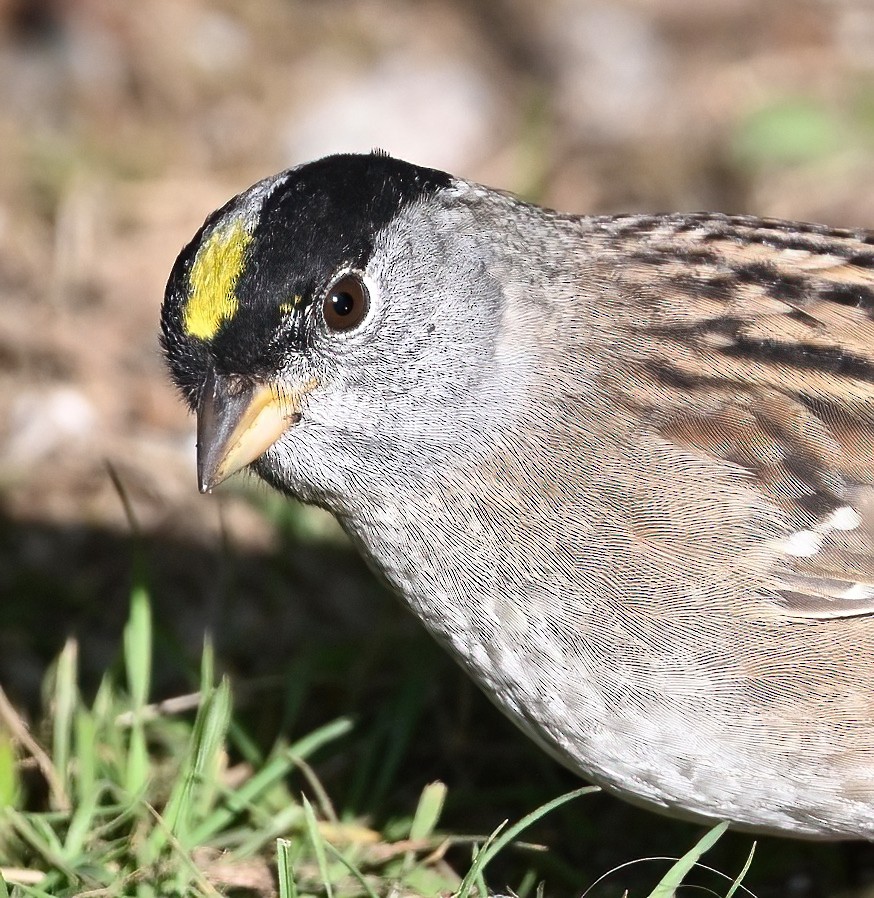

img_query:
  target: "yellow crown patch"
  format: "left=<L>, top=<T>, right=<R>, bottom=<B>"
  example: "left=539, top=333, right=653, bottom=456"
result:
left=183, top=218, right=252, bottom=340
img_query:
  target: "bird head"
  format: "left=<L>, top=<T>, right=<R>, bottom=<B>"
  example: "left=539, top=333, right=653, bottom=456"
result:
left=161, top=152, right=512, bottom=509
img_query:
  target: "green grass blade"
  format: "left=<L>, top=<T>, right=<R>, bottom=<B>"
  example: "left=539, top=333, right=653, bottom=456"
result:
left=277, top=838, right=297, bottom=898
left=124, top=724, right=149, bottom=798
left=200, top=636, right=215, bottom=696
left=72, top=708, right=96, bottom=806
left=302, top=794, right=333, bottom=898
left=16, top=888, right=57, bottom=898
left=50, top=639, right=77, bottom=807
left=157, top=677, right=231, bottom=853
left=63, top=784, right=104, bottom=859
left=91, top=673, right=114, bottom=720
left=189, top=678, right=233, bottom=828
left=456, top=786, right=598, bottom=898
left=725, top=841, right=756, bottom=898
left=645, top=821, right=729, bottom=898
left=473, top=852, right=489, bottom=898
left=124, top=584, right=152, bottom=711
left=0, top=730, right=21, bottom=809
left=190, top=715, right=354, bottom=845
left=227, top=717, right=263, bottom=768
left=4, top=809, right=77, bottom=880
left=515, top=867, right=538, bottom=898
left=402, top=780, right=448, bottom=878
left=323, top=840, right=379, bottom=898
left=285, top=716, right=355, bottom=765
left=123, top=585, right=153, bottom=799
left=233, top=803, right=306, bottom=857
left=409, top=781, right=446, bottom=841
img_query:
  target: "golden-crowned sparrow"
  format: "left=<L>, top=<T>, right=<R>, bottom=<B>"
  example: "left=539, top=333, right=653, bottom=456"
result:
left=161, top=152, right=874, bottom=839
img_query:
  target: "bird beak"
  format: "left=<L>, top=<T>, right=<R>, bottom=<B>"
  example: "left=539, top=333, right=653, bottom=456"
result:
left=196, top=364, right=302, bottom=493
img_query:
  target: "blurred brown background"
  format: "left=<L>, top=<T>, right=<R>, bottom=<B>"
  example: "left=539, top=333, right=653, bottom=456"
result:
left=5, top=0, right=874, bottom=539
left=2, top=1, right=874, bottom=894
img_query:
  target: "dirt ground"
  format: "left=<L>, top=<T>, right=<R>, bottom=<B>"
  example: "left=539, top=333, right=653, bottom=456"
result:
left=2, top=1, right=874, bottom=894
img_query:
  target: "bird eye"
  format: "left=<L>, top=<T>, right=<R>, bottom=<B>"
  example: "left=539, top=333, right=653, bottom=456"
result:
left=322, top=275, right=369, bottom=331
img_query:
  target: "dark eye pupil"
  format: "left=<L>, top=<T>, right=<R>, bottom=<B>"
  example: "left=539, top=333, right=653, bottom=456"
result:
left=331, top=291, right=355, bottom=316
left=322, top=274, right=369, bottom=331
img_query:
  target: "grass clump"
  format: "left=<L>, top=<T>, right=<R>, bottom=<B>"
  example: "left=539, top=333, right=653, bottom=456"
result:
left=0, top=580, right=426, bottom=897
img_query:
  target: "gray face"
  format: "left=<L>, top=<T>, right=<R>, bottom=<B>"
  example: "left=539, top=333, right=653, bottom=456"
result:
left=160, top=152, right=535, bottom=514
left=253, top=197, right=512, bottom=511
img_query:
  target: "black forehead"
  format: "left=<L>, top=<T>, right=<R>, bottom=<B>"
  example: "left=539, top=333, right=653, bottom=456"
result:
left=214, top=152, right=451, bottom=370
left=253, top=152, right=452, bottom=285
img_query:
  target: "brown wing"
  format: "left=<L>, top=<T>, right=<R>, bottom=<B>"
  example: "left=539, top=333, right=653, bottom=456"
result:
left=599, top=213, right=874, bottom=618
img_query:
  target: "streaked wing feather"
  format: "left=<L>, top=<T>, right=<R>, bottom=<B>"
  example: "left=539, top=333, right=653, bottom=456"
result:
left=598, top=214, right=874, bottom=619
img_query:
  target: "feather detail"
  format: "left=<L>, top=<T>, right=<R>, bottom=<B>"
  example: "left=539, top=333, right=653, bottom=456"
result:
left=589, top=214, right=874, bottom=620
